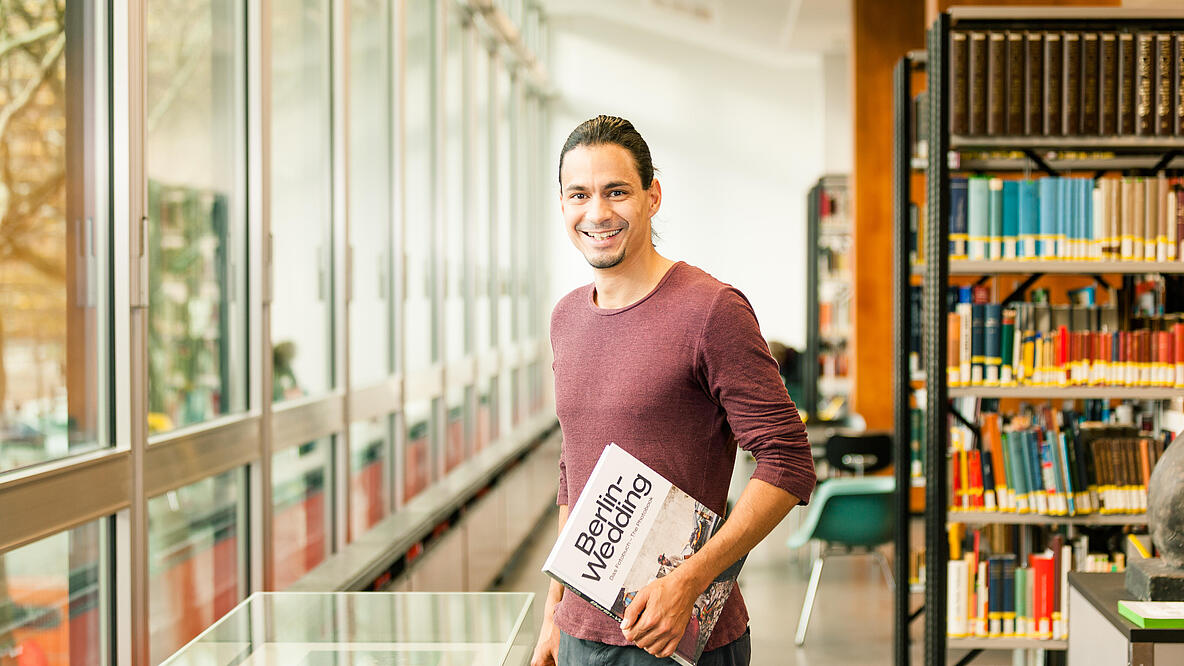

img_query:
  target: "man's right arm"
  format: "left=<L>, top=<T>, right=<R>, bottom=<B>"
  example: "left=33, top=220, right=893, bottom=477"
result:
left=531, top=504, right=569, bottom=666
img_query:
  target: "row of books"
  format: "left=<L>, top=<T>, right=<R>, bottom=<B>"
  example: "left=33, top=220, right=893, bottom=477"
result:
left=950, top=29, right=1184, bottom=137
left=947, top=527, right=1127, bottom=640
left=947, top=287, right=1184, bottom=389
left=948, top=175, right=1184, bottom=263
left=949, top=402, right=1170, bottom=517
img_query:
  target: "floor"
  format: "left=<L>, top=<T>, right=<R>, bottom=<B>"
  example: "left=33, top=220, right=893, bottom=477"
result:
left=495, top=457, right=1015, bottom=665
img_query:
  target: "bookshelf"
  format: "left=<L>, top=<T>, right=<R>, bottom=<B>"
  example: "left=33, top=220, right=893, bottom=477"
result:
left=805, top=175, right=853, bottom=423
left=920, top=9, right=1184, bottom=666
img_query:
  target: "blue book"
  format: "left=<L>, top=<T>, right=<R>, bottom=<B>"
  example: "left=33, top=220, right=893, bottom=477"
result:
left=1038, top=178, right=1058, bottom=259
left=984, top=304, right=1002, bottom=386
left=1018, top=180, right=1039, bottom=259
left=1067, top=178, right=1079, bottom=260
left=1058, top=433, right=1077, bottom=515
left=988, top=178, right=1004, bottom=260
left=950, top=177, right=969, bottom=260
left=1002, top=181, right=1019, bottom=259
left=1057, top=178, right=1069, bottom=259
left=1001, top=554, right=1017, bottom=635
left=967, top=177, right=990, bottom=261
left=1027, top=431, right=1046, bottom=512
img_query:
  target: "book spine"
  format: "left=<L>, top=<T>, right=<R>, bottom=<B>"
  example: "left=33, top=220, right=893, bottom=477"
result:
left=971, top=303, right=986, bottom=386
left=951, top=31, right=970, bottom=136
left=988, top=557, right=1003, bottom=637
left=988, top=178, right=1004, bottom=259
left=1039, top=178, right=1058, bottom=259
left=1044, top=32, right=1063, bottom=136
left=1063, top=31, right=1082, bottom=136
left=1136, top=32, right=1155, bottom=136
left=1001, top=309, right=1016, bottom=385
left=968, top=177, right=989, bottom=261
left=970, top=31, right=989, bottom=135
left=1002, top=180, right=1019, bottom=259
left=1019, top=179, right=1038, bottom=258
left=949, top=559, right=969, bottom=637
left=1082, top=32, right=1100, bottom=135
left=949, top=312, right=963, bottom=387
left=959, top=302, right=973, bottom=387
left=1118, top=32, right=1136, bottom=135
left=988, top=32, right=1007, bottom=136
left=1007, top=31, right=1025, bottom=135
left=1099, top=32, right=1118, bottom=135
left=985, top=304, right=1002, bottom=387
left=1156, top=33, right=1173, bottom=135
left=1176, top=33, right=1184, bottom=136
left=950, top=177, right=970, bottom=260
left=1026, top=32, right=1044, bottom=135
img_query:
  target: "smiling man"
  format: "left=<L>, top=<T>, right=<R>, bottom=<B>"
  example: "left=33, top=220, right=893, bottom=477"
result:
left=531, top=115, right=817, bottom=666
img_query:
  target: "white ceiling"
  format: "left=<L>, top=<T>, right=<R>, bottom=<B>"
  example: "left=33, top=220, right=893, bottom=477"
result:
left=542, top=0, right=852, bottom=62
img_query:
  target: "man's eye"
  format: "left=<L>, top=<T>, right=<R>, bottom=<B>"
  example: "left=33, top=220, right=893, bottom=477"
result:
left=609, top=190, right=626, bottom=197
left=570, top=193, right=587, bottom=200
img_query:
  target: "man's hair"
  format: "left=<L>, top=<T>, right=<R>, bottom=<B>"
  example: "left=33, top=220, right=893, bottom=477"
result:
left=558, top=115, right=654, bottom=190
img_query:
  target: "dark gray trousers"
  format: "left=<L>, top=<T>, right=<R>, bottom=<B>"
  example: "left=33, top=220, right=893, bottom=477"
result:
left=557, top=628, right=751, bottom=666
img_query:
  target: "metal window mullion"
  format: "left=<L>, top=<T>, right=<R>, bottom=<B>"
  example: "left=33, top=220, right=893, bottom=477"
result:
left=248, top=0, right=274, bottom=593
left=333, top=0, right=352, bottom=553
left=391, top=0, right=407, bottom=513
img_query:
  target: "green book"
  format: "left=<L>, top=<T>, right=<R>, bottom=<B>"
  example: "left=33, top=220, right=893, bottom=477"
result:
left=1117, top=600, right=1184, bottom=628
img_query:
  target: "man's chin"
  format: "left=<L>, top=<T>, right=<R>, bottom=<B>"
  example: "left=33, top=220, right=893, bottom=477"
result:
left=586, top=251, right=625, bottom=269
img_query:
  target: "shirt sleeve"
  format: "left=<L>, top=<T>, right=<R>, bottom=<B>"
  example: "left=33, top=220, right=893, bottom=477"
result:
left=695, top=286, right=817, bottom=504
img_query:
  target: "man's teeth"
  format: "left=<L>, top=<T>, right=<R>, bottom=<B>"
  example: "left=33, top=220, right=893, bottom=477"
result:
left=587, top=229, right=621, bottom=240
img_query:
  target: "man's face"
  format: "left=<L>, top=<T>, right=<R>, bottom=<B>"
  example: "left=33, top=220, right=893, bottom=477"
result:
left=559, top=143, right=660, bottom=270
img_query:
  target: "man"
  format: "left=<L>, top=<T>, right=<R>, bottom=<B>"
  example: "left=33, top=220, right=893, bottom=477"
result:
left=532, top=115, right=817, bottom=666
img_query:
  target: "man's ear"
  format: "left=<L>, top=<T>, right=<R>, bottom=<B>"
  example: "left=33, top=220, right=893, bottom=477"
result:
left=648, top=178, right=662, bottom=218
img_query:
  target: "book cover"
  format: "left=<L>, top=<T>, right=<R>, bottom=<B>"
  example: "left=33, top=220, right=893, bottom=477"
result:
left=950, top=31, right=970, bottom=135
left=1136, top=32, right=1155, bottom=136
left=1025, top=31, right=1044, bottom=135
left=1044, top=31, right=1063, bottom=136
left=1062, top=31, right=1082, bottom=136
left=1099, top=32, right=1118, bottom=135
left=1082, top=32, right=1100, bottom=135
left=1118, top=601, right=1184, bottom=628
left=969, top=31, right=989, bottom=135
left=987, top=31, right=1007, bottom=135
left=543, top=443, right=742, bottom=666
left=1006, top=31, right=1025, bottom=135
left=1155, top=33, right=1173, bottom=136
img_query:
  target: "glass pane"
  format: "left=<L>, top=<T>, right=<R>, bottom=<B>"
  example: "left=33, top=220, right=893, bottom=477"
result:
left=0, top=520, right=106, bottom=665
left=443, top=8, right=466, bottom=363
left=349, top=416, right=389, bottom=539
left=148, top=469, right=245, bottom=664
left=528, top=360, right=541, bottom=417
left=511, top=366, right=521, bottom=427
left=473, top=43, right=492, bottom=355
left=498, top=372, right=512, bottom=437
left=403, top=399, right=434, bottom=502
left=443, top=386, right=466, bottom=472
left=1, top=1, right=108, bottom=473
left=271, top=0, right=333, bottom=401
left=496, top=68, right=513, bottom=347
left=273, top=437, right=333, bottom=589
left=516, top=88, right=532, bottom=344
left=403, top=0, right=436, bottom=374
left=348, top=0, right=393, bottom=387
left=146, top=0, right=247, bottom=435
left=476, top=379, right=492, bottom=451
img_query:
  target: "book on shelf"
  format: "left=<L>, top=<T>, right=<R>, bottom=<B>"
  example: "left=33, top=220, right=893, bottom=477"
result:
left=1117, top=600, right=1184, bottom=628
left=542, top=443, right=743, bottom=666
left=947, top=523, right=1129, bottom=641
left=945, top=282, right=1184, bottom=391
left=947, top=174, right=1183, bottom=264
left=948, top=399, right=1172, bottom=518
left=949, top=27, right=1184, bottom=138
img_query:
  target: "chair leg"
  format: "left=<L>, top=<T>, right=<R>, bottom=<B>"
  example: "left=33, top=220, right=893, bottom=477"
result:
left=873, top=548, right=895, bottom=590
left=794, top=555, right=825, bottom=647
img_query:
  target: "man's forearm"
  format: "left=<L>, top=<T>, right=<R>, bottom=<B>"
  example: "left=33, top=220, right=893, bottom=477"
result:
left=542, top=505, right=570, bottom=619
left=676, top=478, right=798, bottom=593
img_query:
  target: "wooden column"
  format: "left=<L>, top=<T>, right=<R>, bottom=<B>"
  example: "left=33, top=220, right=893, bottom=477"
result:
left=851, top=0, right=924, bottom=430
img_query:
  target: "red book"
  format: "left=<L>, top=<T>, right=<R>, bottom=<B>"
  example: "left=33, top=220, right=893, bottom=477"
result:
left=1030, top=554, right=1055, bottom=638
left=1174, top=323, right=1184, bottom=387
left=969, top=449, right=985, bottom=508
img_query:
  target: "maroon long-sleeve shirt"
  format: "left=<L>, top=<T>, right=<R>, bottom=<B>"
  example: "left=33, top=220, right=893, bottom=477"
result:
left=550, top=261, right=817, bottom=651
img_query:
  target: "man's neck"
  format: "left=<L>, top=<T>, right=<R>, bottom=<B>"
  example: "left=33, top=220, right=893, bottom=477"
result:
left=592, top=248, right=677, bottom=310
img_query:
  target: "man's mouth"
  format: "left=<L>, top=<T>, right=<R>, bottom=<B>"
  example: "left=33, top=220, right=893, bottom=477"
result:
left=582, top=229, right=622, bottom=241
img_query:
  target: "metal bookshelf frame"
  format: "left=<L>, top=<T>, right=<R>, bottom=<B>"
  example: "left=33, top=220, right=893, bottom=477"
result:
left=921, top=10, right=1184, bottom=666
left=805, top=174, right=851, bottom=422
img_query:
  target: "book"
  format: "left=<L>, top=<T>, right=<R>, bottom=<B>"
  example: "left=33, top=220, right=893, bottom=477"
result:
left=1082, top=32, right=1100, bottom=135
left=1062, top=31, right=1082, bottom=136
left=1099, top=32, right=1118, bottom=135
left=951, top=31, right=970, bottom=135
left=543, top=443, right=743, bottom=666
left=1006, top=31, right=1025, bottom=135
left=987, top=31, right=1007, bottom=135
left=1025, top=31, right=1044, bottom=135
left=1155, top=33, right=1173, bottom=136
left=1118, top=32, right=1137, bottom=135
left=1117, top=601, right=1184, bottom=629
left=970, top=31, right=989, bottom=135
left=1044, top=32, right=1063, bottom=136
left=1136, top=32, right=1155, bottom=136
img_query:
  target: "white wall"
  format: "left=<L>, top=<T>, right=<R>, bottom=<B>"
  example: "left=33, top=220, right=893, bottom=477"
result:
left=822, top=52, right=853, bottom=174
left=544, top=16, right=829, bottom=350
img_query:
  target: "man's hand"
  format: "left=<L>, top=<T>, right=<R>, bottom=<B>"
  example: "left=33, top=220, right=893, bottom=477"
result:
left=530, top=618, right=560, bottom=666
left=619, top=567, right=701, bottom=659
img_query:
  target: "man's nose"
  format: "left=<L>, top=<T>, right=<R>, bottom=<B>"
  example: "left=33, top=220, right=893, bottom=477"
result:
left=588, top=195, right=612, bottom=224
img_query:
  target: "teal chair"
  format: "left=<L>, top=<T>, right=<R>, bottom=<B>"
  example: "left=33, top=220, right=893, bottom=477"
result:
left=787, top=475, right=895, bottom=646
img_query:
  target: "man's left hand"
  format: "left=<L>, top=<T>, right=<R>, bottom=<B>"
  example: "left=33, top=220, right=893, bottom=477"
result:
left=619, top=568, right=701, bottom=659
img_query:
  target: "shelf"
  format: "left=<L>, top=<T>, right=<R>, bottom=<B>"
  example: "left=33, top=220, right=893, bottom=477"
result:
left=948, top=386, right=1182, bottom=400
left=950, top=135, right=1184, bottom=153
left=954, top=154, right=1184, bottom=173
left=948, top=511, right=1147, bottom=526
left=948, top=637, right=1067, bottom=651
left=949, top=260, right=1184, bottom=275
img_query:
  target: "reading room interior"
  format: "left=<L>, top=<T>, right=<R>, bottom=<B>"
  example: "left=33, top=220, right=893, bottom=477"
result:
left=3, top=1, right=1184, bottom=665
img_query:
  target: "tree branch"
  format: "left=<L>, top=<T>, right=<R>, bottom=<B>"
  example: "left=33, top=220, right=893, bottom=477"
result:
left=0, top=30, right=65, bottom=145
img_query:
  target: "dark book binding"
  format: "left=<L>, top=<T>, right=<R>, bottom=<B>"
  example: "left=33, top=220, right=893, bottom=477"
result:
left=951, top=31, right=970, bottom=135
left=1118, top=32, right=1136, bottom=135
left=1099, top=33, right=1118, bottom=135
left=1062, top=32, right=1082, bottom=136
left=1081, top=33, right=1100, bottom=135
left=1025, top=32, right=1044, bottom=135
left=1006, top=31, right=1025, bottom=135
left=1044, top=32, right=1063, bottom=136
left=1135, top=32, right=1155, bottom=136
left=969, top=31, right=989, bottom=135
left=988, top=31, right=1007, bottom=135
left=1155, top=33, right=1173, bottom=136
left=1176, top=33, right=1184, bottom=136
